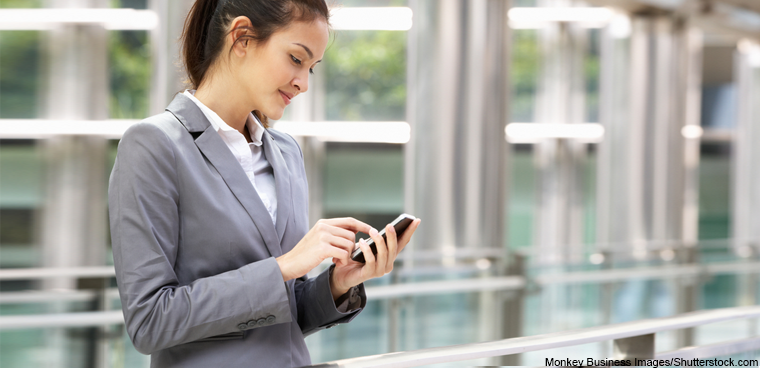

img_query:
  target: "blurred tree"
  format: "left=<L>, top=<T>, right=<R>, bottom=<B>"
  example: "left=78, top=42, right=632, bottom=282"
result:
left=324, top=30, right=406, bottom=121
left=0, top=0, right=41, bottom=8
left=108, top=30, right=151, bottom=119
left=109, top=0, right=150, bottom=119
left=0, top=0, right=44, bottom=119
left=510, top=29, right=540, bottom=122
left=0, top=31, right=42, bottom=119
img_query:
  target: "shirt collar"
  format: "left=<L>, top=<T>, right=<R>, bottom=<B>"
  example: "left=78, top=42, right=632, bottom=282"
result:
left=183, top=90, right=265, bottom=146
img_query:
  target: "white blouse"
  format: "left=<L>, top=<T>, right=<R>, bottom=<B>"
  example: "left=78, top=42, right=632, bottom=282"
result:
left=183, top=90, right=277, bottom=226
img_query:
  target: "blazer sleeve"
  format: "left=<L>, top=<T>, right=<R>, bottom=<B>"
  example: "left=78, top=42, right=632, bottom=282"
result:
left=294, top=265, right=367, bottom=337
left=109, top=122, right=292, bottom=355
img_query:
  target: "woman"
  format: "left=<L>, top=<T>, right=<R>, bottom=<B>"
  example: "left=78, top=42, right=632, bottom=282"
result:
left=108, top=0, right=420, bottom=367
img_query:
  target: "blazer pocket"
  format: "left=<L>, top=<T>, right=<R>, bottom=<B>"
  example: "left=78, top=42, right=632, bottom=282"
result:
left=194, top=331, right=245, bottom=342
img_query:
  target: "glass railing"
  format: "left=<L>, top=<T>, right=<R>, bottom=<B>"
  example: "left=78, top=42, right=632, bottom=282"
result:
left=1, top=239, right=757, bottom=367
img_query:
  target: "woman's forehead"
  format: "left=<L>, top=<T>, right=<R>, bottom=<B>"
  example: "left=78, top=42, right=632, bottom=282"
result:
left=274, top=20, right=329, bottom=59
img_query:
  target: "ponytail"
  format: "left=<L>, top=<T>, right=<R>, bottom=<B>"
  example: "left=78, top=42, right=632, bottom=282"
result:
left=181, top=0, right=221, bottom=90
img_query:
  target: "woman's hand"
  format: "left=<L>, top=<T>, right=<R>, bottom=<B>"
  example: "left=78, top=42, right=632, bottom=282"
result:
left=276, top=218, right=372, bottom=282
left=329, top=218, right=421, bottom=299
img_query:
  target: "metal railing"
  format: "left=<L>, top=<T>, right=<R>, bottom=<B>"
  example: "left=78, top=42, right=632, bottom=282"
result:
left=306, top=306, right=760, bottom=368
left=1, top=260, right=758, bottom=329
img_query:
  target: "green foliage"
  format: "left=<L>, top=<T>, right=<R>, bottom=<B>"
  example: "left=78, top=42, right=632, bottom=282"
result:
left=511, top=29, right=540, bottom=122
left=108, top=30, right=151, bottom=119
left=0, top=0, right=42, bottom=8
left=0, top=31, right=42, bottom=118
left=324, top=31, right=406, bottom=121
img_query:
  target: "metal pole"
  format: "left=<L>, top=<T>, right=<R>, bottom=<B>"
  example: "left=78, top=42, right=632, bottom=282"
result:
left=405, top=0, right=509, bottom=257
left=148, top=0, right=195, bottom=115
left=42, top=1, right=111, bottom=367
left=613, top=333, right=656, bottom=361
left=532, top=0, right=588, bottom=265
left=499, top=252, right=526, bottom=366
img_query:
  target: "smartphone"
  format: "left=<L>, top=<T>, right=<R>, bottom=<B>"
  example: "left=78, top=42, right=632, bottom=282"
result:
left=351, top=213, right=416, bottom=263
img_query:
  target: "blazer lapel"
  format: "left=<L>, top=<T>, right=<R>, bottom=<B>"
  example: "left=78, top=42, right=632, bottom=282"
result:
left=165, top=94, right=282, bottom=258
left=261, top=129, right=292, bottom=243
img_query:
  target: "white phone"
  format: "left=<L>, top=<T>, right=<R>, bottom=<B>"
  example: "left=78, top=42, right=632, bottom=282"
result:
left=351, top=213, right=416, bottom=263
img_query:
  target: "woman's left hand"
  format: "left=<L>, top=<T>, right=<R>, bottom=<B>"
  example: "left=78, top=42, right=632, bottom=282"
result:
left=329, top=218, right=421, bottom=300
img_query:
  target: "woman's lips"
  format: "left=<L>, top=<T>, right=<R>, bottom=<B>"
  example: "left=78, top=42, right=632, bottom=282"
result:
left=279, top=91, right=292, bottom=105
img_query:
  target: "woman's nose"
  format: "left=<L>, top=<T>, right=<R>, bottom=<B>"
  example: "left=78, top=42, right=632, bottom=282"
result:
left=293, top=73, right=309, bottom=93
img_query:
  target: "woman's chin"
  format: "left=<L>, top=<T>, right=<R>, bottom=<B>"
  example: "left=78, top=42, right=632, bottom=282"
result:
left=264, top=108, right=284, bottom=121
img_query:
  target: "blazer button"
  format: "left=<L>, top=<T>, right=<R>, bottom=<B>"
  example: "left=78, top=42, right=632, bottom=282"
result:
left=257, top=318, right=266, bottom=327
left=247, top=320, right=257, bottom=329
left=237, top=323, right=248, bottom=330
left=266, top=315, right=276, bottom=325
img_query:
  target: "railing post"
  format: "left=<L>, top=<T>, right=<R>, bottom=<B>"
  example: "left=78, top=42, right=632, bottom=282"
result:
left=675, top=245, right=698, bottom=347
left=499, top=252, right=526, bottom=366
left=388, top=297, right=401, bottom=352
left=599, top=250, right=614, bottom=358
left=613, top=333, right=655, bottom=362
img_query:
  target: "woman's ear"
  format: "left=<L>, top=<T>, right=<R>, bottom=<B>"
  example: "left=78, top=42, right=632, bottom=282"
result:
left=229, top=16, right=254, bottom=57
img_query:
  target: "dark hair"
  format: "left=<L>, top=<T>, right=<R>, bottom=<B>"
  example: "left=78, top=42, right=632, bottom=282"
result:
left=181, top=0, right=330, bottom=126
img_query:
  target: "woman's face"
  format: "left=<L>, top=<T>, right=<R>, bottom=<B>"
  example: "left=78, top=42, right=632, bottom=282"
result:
left=242, top=19, right=329, bottom=120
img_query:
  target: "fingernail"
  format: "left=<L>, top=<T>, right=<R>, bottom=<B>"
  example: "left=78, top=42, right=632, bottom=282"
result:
left=359, top=238, right=367, bottom=246
left=370, top=228, right=378, bottom=236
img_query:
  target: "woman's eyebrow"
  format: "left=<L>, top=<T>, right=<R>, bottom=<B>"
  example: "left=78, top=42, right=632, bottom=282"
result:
left=293, top=43, right=313, bottom=59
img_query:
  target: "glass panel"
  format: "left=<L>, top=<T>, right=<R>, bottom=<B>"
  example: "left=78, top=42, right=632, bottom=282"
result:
left=699, top=143, right=731, bottom=240
left=508, top=147, right=536, bottom=250
left=0, top=326, right=148, bottom=368
left=322, top=142, right=404, bottom=215
left=0, top=141, right=44, bottom=270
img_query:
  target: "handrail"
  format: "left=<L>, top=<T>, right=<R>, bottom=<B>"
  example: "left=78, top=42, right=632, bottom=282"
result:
left=534, top=261, right=760, bottom=285
left=365, top=276, right=524, bottom=300
left=305, top=306, right=760, bottom=368
left=657, top=337, right=760, bottom=360
left=0, top=311, right=124, bottom=330
left=0, top=288, right=121, bottom=304
left=0, top=266, right=115, bottom=280
left=0, top=261, right=756, bottom=300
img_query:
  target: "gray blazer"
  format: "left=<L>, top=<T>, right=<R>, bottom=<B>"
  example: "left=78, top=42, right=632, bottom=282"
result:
left=108, top=94, right=366, bottom=368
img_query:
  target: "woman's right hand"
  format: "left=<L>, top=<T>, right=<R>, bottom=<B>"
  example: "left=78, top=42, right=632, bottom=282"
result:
left=276, top=218, right=373, bottom=281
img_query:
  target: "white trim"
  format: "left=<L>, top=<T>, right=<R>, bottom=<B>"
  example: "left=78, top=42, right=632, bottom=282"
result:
left=0, top=119, right=411, bottom=143
left=0, top=8, right=159, bottom=31
left=505, top=123, right=605, bottom=143
left=0, top=119, right=139, bottom=139
left=329, top=7, right=413, bottom=31
left=508, top=7, right=614, bottom=29
left=274, top=121, right=411, bottom=144
left=0, top=311, right=124, bottom=330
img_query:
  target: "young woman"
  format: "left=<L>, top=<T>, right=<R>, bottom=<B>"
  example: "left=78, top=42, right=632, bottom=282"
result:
left=108, top=1, right=420, bottom=367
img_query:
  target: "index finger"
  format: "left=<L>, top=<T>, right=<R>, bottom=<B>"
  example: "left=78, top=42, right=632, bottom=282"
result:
left=322, top=217, right=373, bottom=234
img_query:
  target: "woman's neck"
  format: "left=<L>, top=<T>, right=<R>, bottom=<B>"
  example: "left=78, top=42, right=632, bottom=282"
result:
left=193, top=74, right=253, bottom=137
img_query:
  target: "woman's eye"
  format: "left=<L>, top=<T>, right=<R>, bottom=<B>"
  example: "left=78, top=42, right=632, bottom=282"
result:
left=309, top=68, right=314, bottom=75
left=290, top=55, right=302, bottom=65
